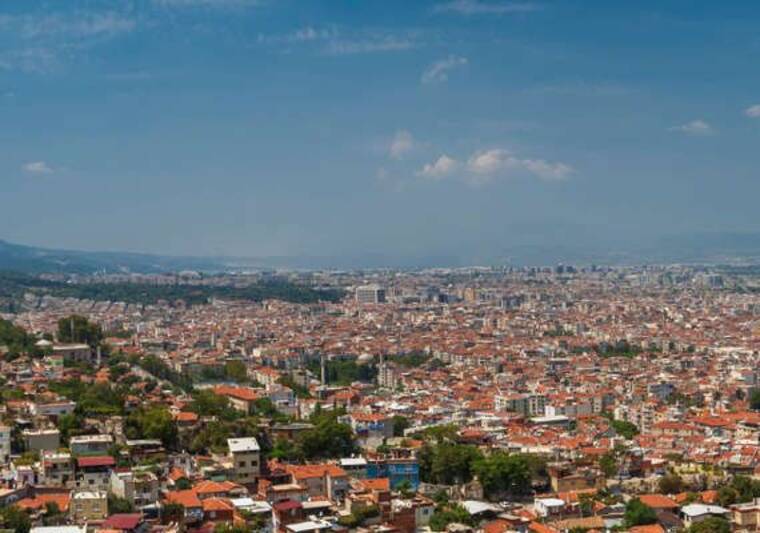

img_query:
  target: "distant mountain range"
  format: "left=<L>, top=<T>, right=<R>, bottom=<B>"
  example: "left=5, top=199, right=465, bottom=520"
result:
left=0, top=239, right=226, bottom=274
left=2, top=233, right=760, bottom=274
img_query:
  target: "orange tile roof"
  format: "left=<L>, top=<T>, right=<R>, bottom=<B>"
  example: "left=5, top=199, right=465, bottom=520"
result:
left=361, top=478, right=390, bottom=492
left=16, top=492, right=71, bottom=512
left=639, top=494, right=679, bottom=509
left=628, top=525, right=665, bottom=533
left=165, top=490, right=202, bottom=508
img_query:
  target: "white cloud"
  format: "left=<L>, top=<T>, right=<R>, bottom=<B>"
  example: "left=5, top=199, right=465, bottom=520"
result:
left=421, top=55, right=468, bottom=84
left=20, top=12, right=135, bottom=39
left=521, top=158, right=573, bottom=181
left=744, top=104, right=760, bottom=118
left=257, top=27, right=336, bottom=45
left=0, top=47, right=58, bottom=74
left=23, top=161, right=53, bottom=175
left=464, top=148, right=572, bottom=184
left=466, top=148, right=514, bottom=175
left=257, top=27, right=421, bottom=55
left=417, top=155, right=458, bottom=179
left=0, top=11, right=135, bottom=73
left=670, top=119, right=713, bottom=136
left=434, top=0, right=541, bottom=15
left=323, top=35, right=416, bottom=55
left=389, top=130, right=415, bottom=159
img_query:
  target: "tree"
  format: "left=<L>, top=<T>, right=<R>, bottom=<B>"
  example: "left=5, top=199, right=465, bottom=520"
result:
left=392, top=415, right=411, bottom=437
left=419, top=442, right=483, bottom=486
left=125, top=405, right=178, bottom=448
left=429, top=504, right=473, bottom=531
left=750, top=389, right=760, bottom=411
left=57, top=315, right=103, bottom=347
left=42, top=502, right=63, bottom=526
left=0, top=506, right=31, bottom=533
left=611, top=419, right=639, bottom=440
left=0, top=319, right=35, bottom=358
left=108, top=495, right=134, bottom=514
left=174, top=478, right=192, bottom=490
left=396, top=479, right=415, bottom=499
left=161, top=502, right=184, bottom=525
left=189, top=390, right=240, bottom=421
left=299, top=412, right=356, bottom=459
left=658, top=474, right=685, bottom=495
left=269, top=437, right=305, bottom=462
left=473, top=452, right=532, bottom=499
left=728, top=475, right=760, bottom=503
left=224, top=360, right=249, bottom=383
left=337, top=505, right=379, bottom=528
left=687, top=517, right=730, bottom=533
left=57, top=412, right=85, bottom=443
left=599, top=451, right=618, bottom=478
left=717, top=486, right=738, bottom=507
left=623, top=498, right=657, bottom=528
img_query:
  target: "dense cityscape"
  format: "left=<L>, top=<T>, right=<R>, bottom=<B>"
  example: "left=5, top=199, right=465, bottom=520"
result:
left=0, top=265, right=758, bottom=532
left=4, top=0, right=760, bottom=532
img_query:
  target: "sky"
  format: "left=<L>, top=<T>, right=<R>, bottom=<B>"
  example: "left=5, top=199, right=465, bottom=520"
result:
left=2, top=0, right=760, bottom=262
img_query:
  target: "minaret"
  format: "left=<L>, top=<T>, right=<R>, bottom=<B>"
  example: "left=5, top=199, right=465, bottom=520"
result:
left=320, top=354, right=326, bottom=386
left=379, top=352, right=385, bottom=388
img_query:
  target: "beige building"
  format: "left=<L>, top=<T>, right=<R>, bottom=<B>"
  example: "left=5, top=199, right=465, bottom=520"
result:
left=0, top=425, right=10, bottom=464
left=227, top=437, right=260, bottom=484
left=23, top=429, right=61, bottom=452
left=41, top=451, right=75, bottom=487
left=69, top=490, right=108, bottom=522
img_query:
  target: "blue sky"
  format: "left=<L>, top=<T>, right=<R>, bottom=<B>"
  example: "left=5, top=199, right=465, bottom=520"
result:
left=2, top=0, right=760, bottom=261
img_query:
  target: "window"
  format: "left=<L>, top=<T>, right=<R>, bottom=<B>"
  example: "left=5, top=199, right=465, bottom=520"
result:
left=239, top=461, right=246, bottom=467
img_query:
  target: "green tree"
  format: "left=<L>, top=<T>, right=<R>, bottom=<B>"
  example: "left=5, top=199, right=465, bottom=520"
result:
left=473, top=452, right=532, bottom=498
left=57, top=412, right=85, bottom=443
left=729, top=475, right=760, bottom=503
left=658, top=474, right=685, bottom=495
left=623, top=498, right=657, bottom=528
left=224, top=360, right=249, bottom=383
left=717, top=486, right=738, bottom=507
left=429, top=504, right=473, bottom=531
left=57, top=315, right=103, bottom=347
left=750, top=389, right=760, bottom=410
left=0, top=319, right=35, bottom=358
left=599, top=452, right=618, bottom=478
left=0, top=506, right=31, bottom=533
left=687, top=517, right=730, bottom=533
left=125, top=405, right=178, bottom=448
left=108, top=495, right=134, bottom=514
left=299, top=412, right=356, bottom=460
left=161, top=502, right=184, bottom=525
left=189, top=390, right=240, bottom=421
left=419, top=442, right=483, bottom=485
left=396, top=479, right=414, bottom=499
left=269, top=437, right=305, bottom=462
left=611, top=419, right=640, bottom=440
left=42, top=502, right=64, bottom=526
left=392, top=415, right=410, bottom=437
left=174, top=478, right=192, bottom=490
